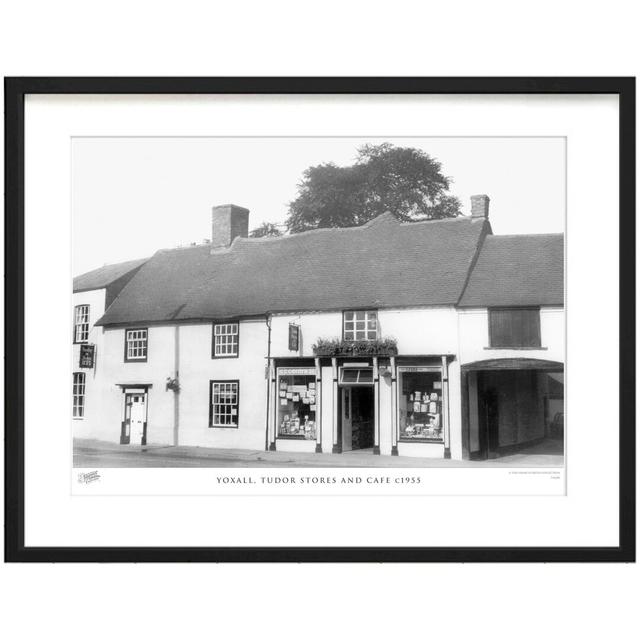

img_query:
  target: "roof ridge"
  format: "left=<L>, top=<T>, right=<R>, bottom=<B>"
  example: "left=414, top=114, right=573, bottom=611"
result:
left=235, top=212, right=470, bottom=246
left=73, top=256, right=148, bottom=281
left=487, top=232, right=564, bottom=239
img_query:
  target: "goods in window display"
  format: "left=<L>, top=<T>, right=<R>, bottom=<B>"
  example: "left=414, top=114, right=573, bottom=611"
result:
left=278, top=372, right=317, bottom=439
left=398, top=368, right=444, bottom=441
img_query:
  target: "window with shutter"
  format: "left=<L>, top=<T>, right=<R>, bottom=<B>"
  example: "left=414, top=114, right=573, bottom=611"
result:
left=488, top=308, right=541, bottom=348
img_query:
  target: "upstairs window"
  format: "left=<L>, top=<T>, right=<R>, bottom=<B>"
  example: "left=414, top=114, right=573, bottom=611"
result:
left=125, top=328, right=148, bottom=362
left=343, top=310, right=378, bottom=341
left=213, top=323, right=239, bottom=357
left=74, top=304, right=90, bottom=343
left=489, top=307, right=541, bottom=348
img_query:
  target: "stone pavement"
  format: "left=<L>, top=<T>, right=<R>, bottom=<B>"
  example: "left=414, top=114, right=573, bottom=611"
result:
left=74, top=438, right=564, bottom=468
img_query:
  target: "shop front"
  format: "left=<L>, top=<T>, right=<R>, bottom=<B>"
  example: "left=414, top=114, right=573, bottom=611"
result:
left=270, top=355, right=452, bottom=459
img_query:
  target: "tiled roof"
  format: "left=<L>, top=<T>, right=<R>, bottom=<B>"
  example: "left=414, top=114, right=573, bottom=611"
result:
left=458, top=234, right=564, bottom=307
left=73, top=258, right=148, bottom=293
left=96, top=213, right=490, bottom=326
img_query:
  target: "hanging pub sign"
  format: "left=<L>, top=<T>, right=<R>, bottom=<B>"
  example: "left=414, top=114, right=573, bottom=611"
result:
left=288, top=324, right=300, bottom=352
left=79, top=344, right=96, bottom=369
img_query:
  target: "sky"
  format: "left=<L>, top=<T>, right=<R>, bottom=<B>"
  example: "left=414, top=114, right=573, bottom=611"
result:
left=72, top=137, right=565, bottom=276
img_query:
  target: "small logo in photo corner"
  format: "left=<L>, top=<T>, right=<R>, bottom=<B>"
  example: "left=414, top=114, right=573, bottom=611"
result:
left=77, top=470, right=101, bottom=484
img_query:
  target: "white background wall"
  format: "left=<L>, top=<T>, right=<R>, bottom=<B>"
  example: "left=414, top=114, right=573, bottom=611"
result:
left=3, top=5, right=636, bottom=640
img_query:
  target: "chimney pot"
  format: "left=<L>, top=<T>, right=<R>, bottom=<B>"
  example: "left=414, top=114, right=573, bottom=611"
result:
left=470, top=194, right=490, bottom=219
left=211, top=204, right=250, bottom=250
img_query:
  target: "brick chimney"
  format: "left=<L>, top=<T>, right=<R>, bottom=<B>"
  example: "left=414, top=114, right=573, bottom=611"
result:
left=470, top=194, right=490, bottom=219
left=211, top=204, right=249, bottom=250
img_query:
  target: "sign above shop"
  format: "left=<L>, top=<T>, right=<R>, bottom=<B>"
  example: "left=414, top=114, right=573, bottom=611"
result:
left=288, top=324, right=300, bottom=351
left=278, top=367, right=316, bottom=376
left=79, top=344, right=95, bottom=369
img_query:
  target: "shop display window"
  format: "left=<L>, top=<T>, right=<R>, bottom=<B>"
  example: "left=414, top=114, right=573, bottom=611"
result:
left=398, top=368, right=443, bottom=441
left=277, top=371, right=317, bottom=439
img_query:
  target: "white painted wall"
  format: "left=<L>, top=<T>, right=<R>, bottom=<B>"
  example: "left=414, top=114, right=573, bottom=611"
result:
left=320, top=366, right=334, bottom=453
left=270, top=307, right=459, bottom=358
left=77, top=305, right=515, bottom=458
left=457, top=306, right=565, bottom=365
left=100, top=325, right=176, bottom=444
left=72, top=288, right=107, bottom=440
left=178, top=319, right=268, bottom=450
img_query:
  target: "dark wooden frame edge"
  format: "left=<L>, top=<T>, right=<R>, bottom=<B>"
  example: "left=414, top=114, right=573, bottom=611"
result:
left=4, top=76, right=635, bottom=563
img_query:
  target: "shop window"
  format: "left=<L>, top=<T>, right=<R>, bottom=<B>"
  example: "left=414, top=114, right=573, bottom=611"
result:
left=212, top=322, right=239, bottom=357
left=73, top=372, right=86, bottom=418
left=277, top=369, right=317, bottom=439
left=343, top=310, right=377, bottom=341
left=125, top=328, right=148, bottom=362
left=74, top=304, right=90, bottom=343
left=398, top=367, right=443, bottom=441
left=489, top=307, right=541, bottom=348
left=210, top=380, right=239, bottom=427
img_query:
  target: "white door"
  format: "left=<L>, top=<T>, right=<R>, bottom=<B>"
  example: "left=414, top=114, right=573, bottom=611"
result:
left=129, top=394, right=146, bottom=444
left=341, top=387, right=352, bottom=451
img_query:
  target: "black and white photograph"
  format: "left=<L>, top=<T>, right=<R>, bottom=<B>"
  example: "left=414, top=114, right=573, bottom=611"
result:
left=71, top=136, right=565, bottom=475
left=5, top=77, right=633, bottom=564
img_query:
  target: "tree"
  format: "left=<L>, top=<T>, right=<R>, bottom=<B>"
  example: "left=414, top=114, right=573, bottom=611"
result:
left=285, top=143, right=461, bottom=233
left=249, top=222, right=284, bottom=238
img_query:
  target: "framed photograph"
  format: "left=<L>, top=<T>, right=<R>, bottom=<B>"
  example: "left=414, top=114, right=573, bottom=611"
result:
left=4, top=77, right=635, bottom=562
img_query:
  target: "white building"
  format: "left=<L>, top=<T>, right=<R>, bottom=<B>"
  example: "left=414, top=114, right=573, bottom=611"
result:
left=72, top=197, right=564, bottom=460
left=72, top=258, right=147, bottom=440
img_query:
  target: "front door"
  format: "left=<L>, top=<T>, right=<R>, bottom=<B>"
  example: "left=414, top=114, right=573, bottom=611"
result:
left=341, top=387, right=352, bottom=451
left=123, top=393, right=147, bottom=445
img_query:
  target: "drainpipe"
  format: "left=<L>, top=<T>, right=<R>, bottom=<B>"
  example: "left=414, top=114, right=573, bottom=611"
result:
left=173, top=325, right=180, bottom=446
left=314, top=356, right=322, bottom=453
left=264, top=314, right=272, bottom=451
left=373, top=356, right=380, bottom=454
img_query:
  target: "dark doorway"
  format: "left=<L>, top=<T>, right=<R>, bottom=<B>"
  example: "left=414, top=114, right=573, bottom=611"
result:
left=341, top=386, right=374, bottom=451
left=351, top=386, right=374, bottom=450
left=475, top=369, right=563, bottom=459
left=479, top=385, right=500, bottom=459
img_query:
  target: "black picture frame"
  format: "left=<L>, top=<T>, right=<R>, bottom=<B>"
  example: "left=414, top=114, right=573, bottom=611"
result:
left=4, top=77, right=635, bottom=563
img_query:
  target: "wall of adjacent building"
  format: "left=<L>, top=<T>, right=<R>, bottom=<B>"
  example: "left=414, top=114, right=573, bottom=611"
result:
left=72, top=288, right=107, bottom=441
left=459, top=306, right=565, bottom=455
left=179, top=318, right=268, bottom=450
left=99, top=325, right=177, bottom=445
left=457, top=306, right=565, bottom=365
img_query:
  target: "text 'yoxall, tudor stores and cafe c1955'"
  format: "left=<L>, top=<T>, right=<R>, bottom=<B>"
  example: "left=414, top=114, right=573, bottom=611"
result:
left=72, top=196, right=564, bottom=461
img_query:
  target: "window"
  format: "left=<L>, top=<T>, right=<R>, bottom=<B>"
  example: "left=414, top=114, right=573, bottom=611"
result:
left=398, top=367, right=443, bottom=441
left=212, top=323, right=239, bottom=357
left=74, top=304, right=90, bottom=343
left=125, top=328, right=148, bottom=361
left=73, top=372, right=86, bottom=418
left=210, top=381, right=239, bottom=427
left=277, top=368, right=317, bottom=439
left=489, top=308, right=541, bottom=348
left=343, top=310, right=378, bottom=341
left=339, top=367, right=374, bottom=386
